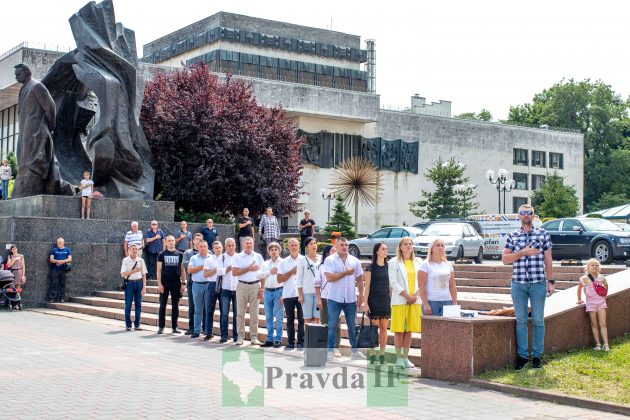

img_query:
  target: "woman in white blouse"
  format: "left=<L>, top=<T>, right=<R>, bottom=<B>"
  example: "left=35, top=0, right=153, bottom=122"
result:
left=418, top=239, right=457, bottom=316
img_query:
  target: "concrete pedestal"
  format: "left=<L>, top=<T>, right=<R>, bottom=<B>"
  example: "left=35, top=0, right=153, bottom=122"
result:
left=0, top=197, right=234, bottom=307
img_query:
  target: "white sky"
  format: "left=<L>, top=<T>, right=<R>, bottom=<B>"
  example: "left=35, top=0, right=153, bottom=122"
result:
left=2, top=0, right=629, bottom=120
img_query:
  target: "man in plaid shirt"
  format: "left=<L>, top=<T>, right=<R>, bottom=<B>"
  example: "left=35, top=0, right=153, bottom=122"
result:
left=259, top=207, right=281, bottom=259
left=503, top=204, right=554, bottom=371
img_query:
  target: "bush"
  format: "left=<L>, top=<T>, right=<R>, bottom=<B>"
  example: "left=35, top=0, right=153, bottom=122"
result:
left=175, top=209, right=233, bottom=225
left=541, top=217, right=556, bottom=223
left=586, top=213, right=603, bottom=218
left=380, top=224, right=397, bottom=228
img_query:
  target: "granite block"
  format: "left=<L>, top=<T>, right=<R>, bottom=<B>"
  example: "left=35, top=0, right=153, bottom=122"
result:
left=420, top=269, right=630, bottom=383
left=0, top=195, right=175, bottom=221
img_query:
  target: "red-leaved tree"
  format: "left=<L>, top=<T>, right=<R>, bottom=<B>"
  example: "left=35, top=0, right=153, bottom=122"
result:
left=141, top=64, right=303, bottom=216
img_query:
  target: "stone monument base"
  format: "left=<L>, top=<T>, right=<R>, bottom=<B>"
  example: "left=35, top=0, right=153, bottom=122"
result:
left=0, top=197, right=232, bottom=307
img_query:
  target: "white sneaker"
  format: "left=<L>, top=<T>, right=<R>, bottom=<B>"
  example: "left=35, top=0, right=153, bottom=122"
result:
left=405, top=358, right=415, bottom=368
left=352, top=350, right=366, bottom=359
left=235, top=337, right=244, bottom=345
left=395, top=358, right=406, bottom=369
left=327, top=351, right=335, bottom=361
left=333, top=349, right=342, bottom=357
left=251, top=337, right=261, bottom=345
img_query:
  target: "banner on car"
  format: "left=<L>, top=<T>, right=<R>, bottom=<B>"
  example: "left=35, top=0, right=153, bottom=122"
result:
left=468, top=214, right=542, bottom=256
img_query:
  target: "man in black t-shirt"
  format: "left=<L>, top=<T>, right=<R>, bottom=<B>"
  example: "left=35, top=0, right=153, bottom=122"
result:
left=299, top=210, right=316, bottom=255
left=237, top=207, right=255, bottom=252
left=157, top=235, right=185, bottom=334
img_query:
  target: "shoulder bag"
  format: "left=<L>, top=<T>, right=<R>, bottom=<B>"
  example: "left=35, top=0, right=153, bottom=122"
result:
left=588, top=273, right=608, bottom=297
left=118, top=261, right=138, bottom=291
left=356, top=311, right=379, bottom=349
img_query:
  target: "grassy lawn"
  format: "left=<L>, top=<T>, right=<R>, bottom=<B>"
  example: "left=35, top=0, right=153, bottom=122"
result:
left=479, top=335, right=630, bottom=405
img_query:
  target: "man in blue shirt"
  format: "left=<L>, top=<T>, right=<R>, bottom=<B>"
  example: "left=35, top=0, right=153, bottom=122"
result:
left=145, top=220, right=165, bottom=280
left=200, top=219, right=219, bottom=247
left=49, top=237, right=72, bottom=303
left=503, top=204, right=554, bottom=371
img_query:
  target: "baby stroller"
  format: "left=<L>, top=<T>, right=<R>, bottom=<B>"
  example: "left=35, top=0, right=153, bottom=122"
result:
left=0, top=270, right=22, bottom=311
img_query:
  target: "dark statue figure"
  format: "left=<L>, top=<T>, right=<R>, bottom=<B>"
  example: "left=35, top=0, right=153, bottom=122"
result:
left=12, top=64, right=72, bottom=198
left=40, top=0, right=154, bottom=199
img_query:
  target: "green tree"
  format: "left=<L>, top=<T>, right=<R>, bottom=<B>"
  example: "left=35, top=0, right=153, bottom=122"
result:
left=504, top=79, right=630, bottom=207
left=6, top=151, right=17, bottom=177
left=590, top=192, right=629, bottom=211
left=454, top=108, right=492, bottom=122
left=323, top=195, right=356, bottom=239
left=409, top=157, right=478, bottom=219
left=530, top=173, right=579, bottom=219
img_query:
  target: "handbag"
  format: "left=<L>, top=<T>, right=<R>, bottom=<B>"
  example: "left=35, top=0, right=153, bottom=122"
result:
left=118, top=261, right=138, bottom=291
left=215, top=255, right=225, bottom=294
left=64, top=263, right=73, bottom=272
left=588, top=273, right=608, bottom=297
left=356, top=311, right=379, bottom=349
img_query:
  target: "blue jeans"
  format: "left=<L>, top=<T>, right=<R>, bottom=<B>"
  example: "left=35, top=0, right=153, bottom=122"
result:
left=220, top=289, right=237, bottom=341
left=192, top=282, right=209, bottom=335
left=124, top=281, right=143, bottom=328
left=327, top=299, right=357, bottom=350
left=147, top=252, right=159, bottom=279
left=1, top=179, right=8, bottom=200
left=187, top=281, right=195, bottom=331
left=511, top=281, right=547, bottom=358
left=264, top=288, right=284, bottom=342
left=205, top=282, right=220, bottom=335
left=425, top=300, right=453, bottom=316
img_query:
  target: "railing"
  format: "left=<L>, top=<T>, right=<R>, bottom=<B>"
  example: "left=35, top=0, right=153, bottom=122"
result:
left=0, top=42, right=73, bottom=62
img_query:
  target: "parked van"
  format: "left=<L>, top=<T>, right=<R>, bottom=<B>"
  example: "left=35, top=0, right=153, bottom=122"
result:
left=468, top=214, right=542, bottom=257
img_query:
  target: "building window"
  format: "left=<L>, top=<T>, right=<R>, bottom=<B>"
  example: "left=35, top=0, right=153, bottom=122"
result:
left=532, top=150, right=546, bottom=167
left=513, top=148, right=528, bottom=166
left=549, top=152, right=564, bottom=169
left=513, top=197, right=529, bottom=213
left=513, top=172, right=528, bottom=190
left=532, top=174, right=546, bottom=190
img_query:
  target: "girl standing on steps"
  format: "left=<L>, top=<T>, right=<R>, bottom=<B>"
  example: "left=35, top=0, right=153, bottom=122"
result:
left=80, top=170, right=94, bottom=219
left=577, top=258, right=610, bottom=351
left=363, top=242, right=391, bottom=365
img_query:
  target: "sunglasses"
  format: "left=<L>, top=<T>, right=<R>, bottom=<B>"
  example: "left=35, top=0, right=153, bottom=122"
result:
left=519, top=210, right=534, bottom=216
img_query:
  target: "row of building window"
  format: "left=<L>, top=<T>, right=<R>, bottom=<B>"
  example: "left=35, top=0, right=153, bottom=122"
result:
left=188, top=50, right=368, bottom=92
left=513, top=173, right=546, bottom=191
left=142, top=26, right=367, bottom=65
left=513, top=148, right=564, bottom=169
left=0, top=105, right=18, bottom=158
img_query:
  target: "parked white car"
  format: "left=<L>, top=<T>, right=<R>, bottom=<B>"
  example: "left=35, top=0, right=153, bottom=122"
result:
left=416, top=222, right=484, bottom=262
left=348, top=226, right=424, bottom=258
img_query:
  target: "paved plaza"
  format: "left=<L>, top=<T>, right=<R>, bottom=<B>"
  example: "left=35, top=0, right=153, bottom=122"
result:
left=2, top=311, right=625, bottom=419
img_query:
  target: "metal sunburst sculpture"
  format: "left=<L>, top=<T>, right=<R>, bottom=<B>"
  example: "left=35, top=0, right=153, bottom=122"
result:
left=330, top=157, right=383, bottom=228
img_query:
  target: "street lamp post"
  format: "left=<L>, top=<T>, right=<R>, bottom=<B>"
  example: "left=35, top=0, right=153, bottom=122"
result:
left=321, top=188, right=337, bottom=221
left=486, top=169, right=514, bottom=214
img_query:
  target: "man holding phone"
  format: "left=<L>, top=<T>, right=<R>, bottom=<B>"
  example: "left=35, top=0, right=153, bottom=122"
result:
left=502, top=204, right=554, bottom=371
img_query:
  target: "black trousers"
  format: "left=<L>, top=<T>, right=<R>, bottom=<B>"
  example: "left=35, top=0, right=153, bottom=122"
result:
left=49, top=269, right=67, bottom=301
left=158, top=282, right=181, bottom=329
left=283, top=296, right=304, bottom=345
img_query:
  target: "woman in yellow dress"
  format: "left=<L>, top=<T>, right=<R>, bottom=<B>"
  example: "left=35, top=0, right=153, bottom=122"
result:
left=388, top=236, right=422, bottom=369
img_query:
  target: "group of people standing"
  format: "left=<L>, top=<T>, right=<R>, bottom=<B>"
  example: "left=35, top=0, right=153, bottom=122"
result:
left=119, top=211, right=460, bottom=369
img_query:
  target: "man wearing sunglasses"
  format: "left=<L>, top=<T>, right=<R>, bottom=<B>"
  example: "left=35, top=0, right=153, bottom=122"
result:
left=502, top=204, right=554, bottom=371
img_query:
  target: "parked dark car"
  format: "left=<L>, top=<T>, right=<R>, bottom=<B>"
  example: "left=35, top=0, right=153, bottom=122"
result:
left=541, top=217, right=630, bottom=264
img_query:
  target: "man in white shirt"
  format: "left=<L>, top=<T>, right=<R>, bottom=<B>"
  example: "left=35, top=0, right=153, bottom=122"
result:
left=219, top=238, right=238, bottom=343
left=187, top=240, right=211, bottom=338
left=202, top=241, right=226, bottom=341
left=120, top=244, right=147, bottom=331
left=123, top=221, right=144, bottom=257
left=258, top=242, right=284, bottom=348
left=323, top=237, right=365, bottom=360
left=278, top=238, right=304, bottom=350
left=232, top=237, right=265, bottom=345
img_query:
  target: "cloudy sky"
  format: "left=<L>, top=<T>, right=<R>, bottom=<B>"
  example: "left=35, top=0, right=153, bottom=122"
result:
left=2, top=0, right=628, bottom=119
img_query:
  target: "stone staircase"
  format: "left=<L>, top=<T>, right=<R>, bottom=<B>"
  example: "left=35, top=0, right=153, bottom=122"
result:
left=44, top=262, right=625, bottom=367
